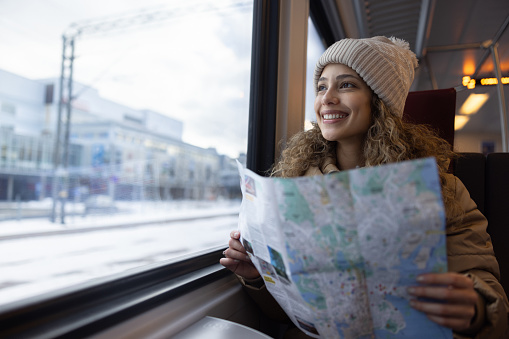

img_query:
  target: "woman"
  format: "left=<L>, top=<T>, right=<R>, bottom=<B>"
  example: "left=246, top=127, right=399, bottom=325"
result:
left=220, top=36, right=509, bottom=338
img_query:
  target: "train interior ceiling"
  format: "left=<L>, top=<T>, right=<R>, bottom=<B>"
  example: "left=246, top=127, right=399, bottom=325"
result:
left=322, top=0, right=509, bottom=153
left=1, top=0, right=508, bottom=338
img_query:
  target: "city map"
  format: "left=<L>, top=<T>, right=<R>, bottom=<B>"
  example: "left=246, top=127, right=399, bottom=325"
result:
left=236, top=158, right=452, bottom=338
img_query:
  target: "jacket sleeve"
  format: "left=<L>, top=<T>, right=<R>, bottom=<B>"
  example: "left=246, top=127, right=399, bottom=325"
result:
left=445, top=175, right=509, bottom=338
left=236, top=275, right=291, bottom=323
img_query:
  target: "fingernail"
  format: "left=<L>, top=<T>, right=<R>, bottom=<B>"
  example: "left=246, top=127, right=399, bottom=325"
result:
left=223, top=250, right=226, bottom=256
left=246, top=255, right=250, bottom=260
left=416, top=275, right=425, bottom=282
left=233, top=259, right=239, bottom=263
left=234, top=232, right=239, bottom=238
left=407, top=287, right=416, bottom=294
left=409, top=300, right=417, bottom=308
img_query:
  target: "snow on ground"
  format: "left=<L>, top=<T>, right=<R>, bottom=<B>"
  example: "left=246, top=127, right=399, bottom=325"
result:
left=0, top=199, right=240, bottom=237
left=0, top=199, right=240, bottom=308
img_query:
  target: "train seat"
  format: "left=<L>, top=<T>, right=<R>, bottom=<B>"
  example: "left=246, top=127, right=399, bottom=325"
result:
left=485, top=153, right=509, bottom=294
left=454, top=152, right=509, bottom=295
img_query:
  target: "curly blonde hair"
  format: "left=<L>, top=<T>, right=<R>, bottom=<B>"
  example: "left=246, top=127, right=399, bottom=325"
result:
left=271, top=95, right=464, bottom=225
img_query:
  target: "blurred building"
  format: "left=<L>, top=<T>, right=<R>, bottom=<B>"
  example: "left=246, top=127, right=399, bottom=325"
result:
left=0, top=69, right=242, bottom=202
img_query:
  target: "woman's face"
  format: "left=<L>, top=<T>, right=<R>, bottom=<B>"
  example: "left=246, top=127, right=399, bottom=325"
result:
left=314, top=63, right=372, bottom=145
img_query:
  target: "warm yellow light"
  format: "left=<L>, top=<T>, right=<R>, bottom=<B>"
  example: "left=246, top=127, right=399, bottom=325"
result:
left=481, top=78, right=497, bottom=85
left=459, top=93, right=489, bottom=115
left=304, top=120, right=314, bottom=131
left=463, top=54, right=476, bottom=75
left=480, top=77, right=509, bottom=85
left=454, top=116, right=470, bottom=130
left=462, top=76, right=471, bottom=86
left=467, top=79, right=476, bottom=89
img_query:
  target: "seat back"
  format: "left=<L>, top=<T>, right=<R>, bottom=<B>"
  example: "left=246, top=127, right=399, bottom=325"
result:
left=454, top=152, right=509, bottom=294
left=454, top=153, right=486, bottom=214
left=485, top=153, right=509, bottom=290
left=403, top=88, right=456, bottom=148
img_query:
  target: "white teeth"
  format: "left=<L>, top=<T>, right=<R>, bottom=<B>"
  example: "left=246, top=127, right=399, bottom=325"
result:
left=323, top=114, right=346, bottom=119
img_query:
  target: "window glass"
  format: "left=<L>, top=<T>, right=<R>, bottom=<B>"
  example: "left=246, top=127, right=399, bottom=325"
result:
left=0, top=0, right=252, bottom=306
left=304, top=18, right=326, bottom=130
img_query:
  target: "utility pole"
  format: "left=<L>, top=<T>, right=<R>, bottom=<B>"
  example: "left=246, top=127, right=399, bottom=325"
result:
left=51, top=36, right=75, bottom=224
left=49, top=0, right=252, bottom=223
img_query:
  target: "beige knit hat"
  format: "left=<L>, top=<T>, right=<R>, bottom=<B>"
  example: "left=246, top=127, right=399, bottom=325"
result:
left=314, top=36, right=418, bottom=117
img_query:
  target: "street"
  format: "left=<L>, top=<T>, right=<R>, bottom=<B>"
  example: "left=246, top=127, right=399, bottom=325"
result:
left=0, top=203, right=239, bottom=307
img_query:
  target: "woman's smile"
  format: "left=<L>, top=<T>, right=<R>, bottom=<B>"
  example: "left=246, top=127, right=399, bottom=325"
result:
left=321, top=110, right=350, bottom=122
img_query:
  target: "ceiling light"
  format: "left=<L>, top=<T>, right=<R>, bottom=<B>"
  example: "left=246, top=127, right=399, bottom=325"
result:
left=480, top=77, right=509, bottom=85
left=455, top=116, right=470, bottom=130
left=461, top=75, right=477, bottom=89
left=459, top=93, right=489, bottom=115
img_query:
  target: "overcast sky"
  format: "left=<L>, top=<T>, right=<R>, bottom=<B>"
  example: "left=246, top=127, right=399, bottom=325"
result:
left=0, top=0, right=323, bottom=158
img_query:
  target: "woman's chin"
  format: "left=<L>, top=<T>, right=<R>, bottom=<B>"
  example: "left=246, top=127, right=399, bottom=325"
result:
left=320, top=131, right=340, bottom=142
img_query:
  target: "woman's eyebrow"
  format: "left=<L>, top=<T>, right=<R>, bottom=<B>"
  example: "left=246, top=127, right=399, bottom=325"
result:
left=318, top=74, right=360, bottom=82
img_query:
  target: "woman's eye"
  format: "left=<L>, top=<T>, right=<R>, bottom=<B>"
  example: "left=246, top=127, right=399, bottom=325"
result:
left=317, top=85, right=327, bottom=92
left=340, top=82, right=355, bottom=89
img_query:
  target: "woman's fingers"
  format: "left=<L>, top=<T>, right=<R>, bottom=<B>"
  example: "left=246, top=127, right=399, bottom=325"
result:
left=220, top=257, right=242, bottom=275
left=409, top=273, right=477, bottom=305
left=220, top=255, right=260, bottom=280
left=220, top=230, right=261, bottom=280
left=223, top=230, right=248, bottom=262
left=426, top=314, right=473, bottom=331
left=408, top=285, right=477, bottom=304
left=224, top=247, right=250, bottom=262
left=408, top=273, right=478, bottom=331
left=228, top=237, right=247, bottom=254
left=219, top=257, right=240, bottom=268
left=409, top=298, right=475, bottom=319
left=228, top=231, right=247, bottom=254
left=416, top=273, right=474, bottom=289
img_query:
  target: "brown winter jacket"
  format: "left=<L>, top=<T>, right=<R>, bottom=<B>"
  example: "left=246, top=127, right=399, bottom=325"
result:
left=238, top=162, right=509, bottom=338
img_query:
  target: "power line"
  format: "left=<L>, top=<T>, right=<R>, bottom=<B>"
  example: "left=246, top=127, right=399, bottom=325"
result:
left=51, top=0, right=252, bottom=224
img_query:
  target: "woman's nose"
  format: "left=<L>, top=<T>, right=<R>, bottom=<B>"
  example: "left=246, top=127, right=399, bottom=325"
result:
left=322, top=89, right=338, bottom=105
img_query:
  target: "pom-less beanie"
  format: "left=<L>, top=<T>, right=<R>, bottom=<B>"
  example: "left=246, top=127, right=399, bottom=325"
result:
left=313, top=36, right=418, bottom=117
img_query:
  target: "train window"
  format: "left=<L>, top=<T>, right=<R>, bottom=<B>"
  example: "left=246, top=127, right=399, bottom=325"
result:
left=0, top=0, right=253, bottom=307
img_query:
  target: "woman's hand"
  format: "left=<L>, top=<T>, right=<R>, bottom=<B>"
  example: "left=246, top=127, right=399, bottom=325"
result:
left=220, top=230, right=260, bottom=280
left=408, top=272, right=479, bottom=332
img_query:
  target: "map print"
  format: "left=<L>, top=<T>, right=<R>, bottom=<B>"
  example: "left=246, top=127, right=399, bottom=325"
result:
left=237, top=158, right=452, bottom=339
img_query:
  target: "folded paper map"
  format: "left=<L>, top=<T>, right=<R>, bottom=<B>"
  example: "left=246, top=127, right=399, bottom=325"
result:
left=236, top=158, right=452, bottom=339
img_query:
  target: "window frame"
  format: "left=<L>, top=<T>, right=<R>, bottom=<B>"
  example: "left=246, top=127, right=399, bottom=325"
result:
left=0, top=247, right=227, bottom=337
left=0, top=1, right=281, bottom=337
